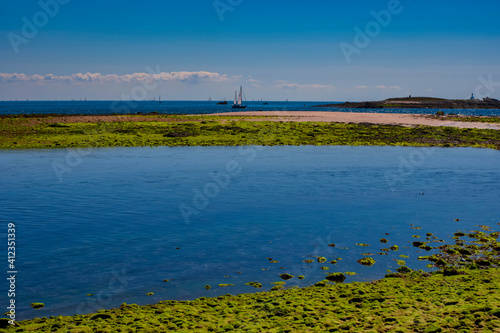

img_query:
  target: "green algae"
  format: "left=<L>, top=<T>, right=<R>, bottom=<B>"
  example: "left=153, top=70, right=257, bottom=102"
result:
left=325, top=273, right=347, bottom=283
left=6, top=221, right=500, bottom=332
left=279, top=274, right=294, bottom=281
left=317, top=257, right=327, bottom=263
left=357, top=257, right=376, bottom=267
left=30, top=303, right=45, bottom=310
left=2, top=114, right=500, bottom=150
left=9, top=268, right=500, bottom=332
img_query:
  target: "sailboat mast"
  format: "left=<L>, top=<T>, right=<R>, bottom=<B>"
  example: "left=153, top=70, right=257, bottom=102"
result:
left=238, top=86, right=243, bottom=105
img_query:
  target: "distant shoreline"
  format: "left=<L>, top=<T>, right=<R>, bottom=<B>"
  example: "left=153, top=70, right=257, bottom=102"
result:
left=314, top=97, right=500, bottom=110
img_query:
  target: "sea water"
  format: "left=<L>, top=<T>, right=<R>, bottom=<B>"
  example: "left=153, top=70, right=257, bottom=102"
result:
left=1, top=100, right=499, bottom=116
left=0, top=146, right=499, bottom=320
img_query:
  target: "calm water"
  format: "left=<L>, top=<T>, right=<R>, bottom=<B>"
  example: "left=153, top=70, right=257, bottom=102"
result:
left=1, top=100, right=499, bottom=116
left=1, top=146, right=499, bottom=320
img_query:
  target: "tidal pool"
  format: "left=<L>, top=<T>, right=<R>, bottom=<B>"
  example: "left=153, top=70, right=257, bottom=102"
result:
left=0, top=145, right=499, bottom=320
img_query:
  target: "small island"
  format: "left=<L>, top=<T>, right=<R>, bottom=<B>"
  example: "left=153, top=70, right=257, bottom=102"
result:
left=314, top=96, right=500, bottom=109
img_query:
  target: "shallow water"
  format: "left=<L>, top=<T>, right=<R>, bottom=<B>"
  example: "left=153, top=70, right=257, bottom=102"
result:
left=0, top=146, right=499, bottom=320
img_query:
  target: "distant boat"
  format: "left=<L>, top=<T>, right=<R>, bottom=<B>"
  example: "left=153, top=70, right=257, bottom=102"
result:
left=232, top=86, right=246, bottom=109
left=209, top=97, right=212, bottom=101
left=159, top=95, right=162, bottom=103
left=217, top=100, right=228, bottom=105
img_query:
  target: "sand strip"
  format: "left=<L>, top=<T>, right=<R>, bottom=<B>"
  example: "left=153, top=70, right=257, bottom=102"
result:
left=210, top=111, right=500, bottom=130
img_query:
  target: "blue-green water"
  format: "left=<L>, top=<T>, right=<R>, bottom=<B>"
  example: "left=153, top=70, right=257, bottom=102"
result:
left=0, top=146, right=499, bottom=320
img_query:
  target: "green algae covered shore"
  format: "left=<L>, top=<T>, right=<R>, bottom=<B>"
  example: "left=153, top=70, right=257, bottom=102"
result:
left=1, top=113, right=500, bottom=150
left=2, top=227, right=499, bottom=332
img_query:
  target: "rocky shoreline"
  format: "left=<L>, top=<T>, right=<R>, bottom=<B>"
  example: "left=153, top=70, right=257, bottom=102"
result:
left=314, top=97, right=500, bottom=109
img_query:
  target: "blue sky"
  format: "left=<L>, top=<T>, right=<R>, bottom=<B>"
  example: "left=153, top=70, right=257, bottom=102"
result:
left=0, top=0, right=499, bottom=101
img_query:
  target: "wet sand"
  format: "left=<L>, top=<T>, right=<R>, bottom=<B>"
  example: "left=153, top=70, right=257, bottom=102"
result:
left=210, top=111, right=500, bottom=130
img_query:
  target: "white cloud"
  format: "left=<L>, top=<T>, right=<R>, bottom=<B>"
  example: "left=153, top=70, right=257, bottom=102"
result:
left=0, top=71, right=230, bottom=84
left=354, top=85, right=369, bottom=89
left=376, top=85, right=402, bottom=90
left=273, top=83, right=335, bottom=90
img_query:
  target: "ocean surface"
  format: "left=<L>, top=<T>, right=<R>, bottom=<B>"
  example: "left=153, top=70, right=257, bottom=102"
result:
left=1, top=146, right=499, bottom=320
left=1, top=100, right=500, bottom=116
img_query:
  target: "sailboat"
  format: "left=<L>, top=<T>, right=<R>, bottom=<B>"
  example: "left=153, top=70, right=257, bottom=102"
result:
left=232, top=86, right=246, bottom=109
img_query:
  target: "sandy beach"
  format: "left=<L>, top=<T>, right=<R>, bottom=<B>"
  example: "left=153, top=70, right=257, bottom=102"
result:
left=211, top=111, right=500, bottom=130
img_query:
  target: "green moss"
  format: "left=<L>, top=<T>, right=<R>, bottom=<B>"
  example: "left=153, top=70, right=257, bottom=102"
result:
left=30, top=303, right=45, bottom=310
left=317, top=257, right=327, bottom=263
left=357, top=257, right=376, bottom=267
left=325, top=273, right=347, bottom=283
left=2, top=114, right=500, bottom=150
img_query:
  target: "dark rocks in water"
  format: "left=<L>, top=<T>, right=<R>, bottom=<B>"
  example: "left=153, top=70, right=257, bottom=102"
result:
left=328, top=243, right=336, bottom=248
left=279, top=273, right=294, bottom=281
left=325, top=273, right=346, bottom=283
left=30, top=303, right=45, bottom=310
left=317, top=257, right=327, bottom=263
left=396, top=266, right=412, bottom=274
left=357, top=257, right=376, bottom=267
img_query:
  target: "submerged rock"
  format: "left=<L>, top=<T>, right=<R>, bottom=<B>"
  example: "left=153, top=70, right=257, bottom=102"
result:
left=30, top=303, right=45, bottom=310
left=357, top=257, right=376, bottom=267
left=325, top=273, right=346, bottom=283
left=279, top=274, right=294, bottom=281
left=245, top=282, right=263, bottom=288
